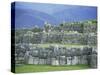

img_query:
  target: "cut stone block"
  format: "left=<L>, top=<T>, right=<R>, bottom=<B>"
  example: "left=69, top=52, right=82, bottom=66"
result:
left=51, top=58, right=59, bottom=65
left=72, top=56, right=79, bottom=65
left=66, top=57, right=72, bottom=65
left=38, top=59, right=46, bottom=64
left=28, top=56, right=34, bottom=64
left=59, top=56, right=66, bottom=65
left=33, top=57, right=39, bottom=64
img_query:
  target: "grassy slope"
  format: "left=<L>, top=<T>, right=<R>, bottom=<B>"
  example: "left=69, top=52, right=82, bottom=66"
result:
left=15, top=64, right=90, bottom=73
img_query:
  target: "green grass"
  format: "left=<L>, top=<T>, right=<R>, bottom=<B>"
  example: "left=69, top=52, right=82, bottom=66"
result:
left=15, top=64, right=90, bottom=73
left=34, top=43, right=89, bottom=48
left=33, top=43, right=96, bottom=48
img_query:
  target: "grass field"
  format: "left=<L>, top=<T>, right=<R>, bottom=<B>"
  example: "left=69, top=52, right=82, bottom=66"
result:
left=15, top=64, right=90, bottom=73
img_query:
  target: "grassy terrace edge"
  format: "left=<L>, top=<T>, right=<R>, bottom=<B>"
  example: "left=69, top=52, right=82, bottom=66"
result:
left=15, top=64, right=90, bottom=73
left=30, top=44, right=96, bottom=48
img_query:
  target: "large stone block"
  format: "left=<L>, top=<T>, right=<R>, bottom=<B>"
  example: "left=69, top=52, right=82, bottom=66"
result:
left=51, top=58, right=59, bottom=65
left=33, top=57, right=39, bottom=64
left=90, top=54, right=97, bottom=68
left=59, top=56, right=66, bottom=65
left=71, top=56, right=79, bottom=65
left=66, top=57, right=72, bottom=65
left=38, top=59, right=46, bottom=64
left=80, top=55, right=88, bottom=64
left=28, top=56, right=34, bottom=64
left=46, top=58, right=51, bottom=65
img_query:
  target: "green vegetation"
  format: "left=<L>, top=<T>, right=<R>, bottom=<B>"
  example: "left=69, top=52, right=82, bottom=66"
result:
left=33, top=44, right=94, bottom=48
left=15, top=64, right=90, bottom=73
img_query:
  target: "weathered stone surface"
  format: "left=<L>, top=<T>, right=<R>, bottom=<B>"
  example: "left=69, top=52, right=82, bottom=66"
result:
left=80, top=55, right=88, bottom=64
left=51, top=58, right=59, bottom=65
left=59, top=56, right=66, bottom=65
left=15, top=21, right=97, bottom=68
left=39, top=59, right=46, bottom=64
left=90, top=53, right=97, bottom=68
left=72, top=56, right=79, bottom=65
left=33, top=57, right=39, bottom=64
left=46, top=58, right=51, bottom=65
left=66, top=57, right=72, bottom=65
left=28, top=56, right=34, bottom=64
left=15, top=44, right=97, bottom=68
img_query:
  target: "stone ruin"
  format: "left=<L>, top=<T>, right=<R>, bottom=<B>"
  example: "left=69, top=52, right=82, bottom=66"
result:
left=15, top=44, right=97, bottom=68
left=15, top=21, right=97, bottom=68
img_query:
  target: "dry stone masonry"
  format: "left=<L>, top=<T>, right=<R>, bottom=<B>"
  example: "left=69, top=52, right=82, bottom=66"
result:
left=15, top=20, right=97, bottom=68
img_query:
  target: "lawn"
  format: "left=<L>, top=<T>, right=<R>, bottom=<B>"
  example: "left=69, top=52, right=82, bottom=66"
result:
left=15, top=64, right=90, bottom=73
left=34, top=43, right=89, bottom=48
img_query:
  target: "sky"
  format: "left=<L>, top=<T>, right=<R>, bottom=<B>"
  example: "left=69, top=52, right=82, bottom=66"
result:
left=15, top=2, right=97, bottom=15
left=12, top=2, right=97, bottom=28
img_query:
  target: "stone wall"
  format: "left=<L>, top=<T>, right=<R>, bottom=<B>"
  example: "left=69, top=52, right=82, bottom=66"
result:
left=15, top=44, right=97, bottom=68
left=18, top=32, right=97, bottom=45
left=15, top=21, right=97, bottom=68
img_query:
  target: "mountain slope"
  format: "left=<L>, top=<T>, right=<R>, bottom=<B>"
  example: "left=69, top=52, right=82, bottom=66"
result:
left=14, top=8, right=59, bottom=28
left=53, top=7, right=97, bottom=22
left=11, top=4, right=97, bottom=29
